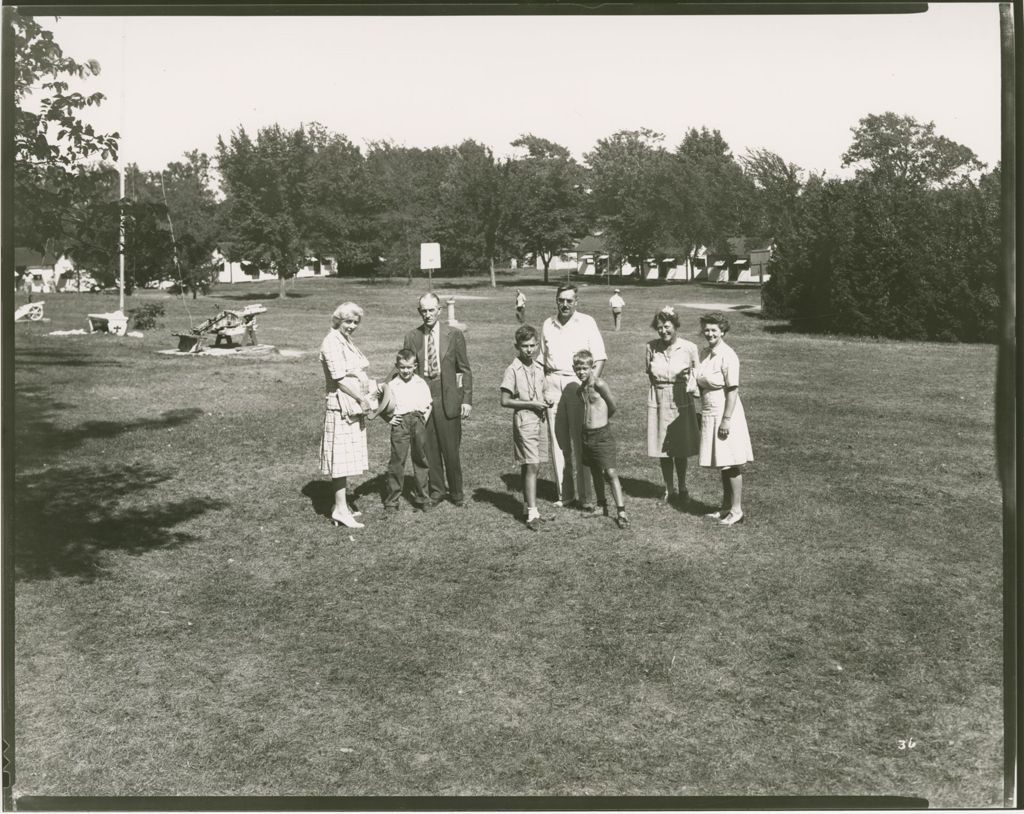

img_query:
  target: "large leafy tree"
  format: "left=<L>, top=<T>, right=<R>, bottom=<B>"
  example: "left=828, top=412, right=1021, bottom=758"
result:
left=11, top=9, right=119, bottom=255
left=740, top=148, right=803, bottom=243
left=61, top=163, right=173, bottom=294
left=364, top=141, right=453, bottom=282
left=302, top=123, right=379, bottom=274
left=218, top=123, right=378, bottom=296
left=841, top=112, right=984, bottom=189
left=436, top=139, right=505, bottom=284
left=585, top=129, right=676, bottom=275
left=217, top=124, right=317, bottom=298
left=672, top=127, right=757, bottom=257
left=502, top=134, right=588, bottom=284
left=132, top=152, right=223, bottom=298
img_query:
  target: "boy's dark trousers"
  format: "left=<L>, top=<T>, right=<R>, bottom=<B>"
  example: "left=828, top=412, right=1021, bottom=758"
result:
left=385, top=413, right=430, bottom=507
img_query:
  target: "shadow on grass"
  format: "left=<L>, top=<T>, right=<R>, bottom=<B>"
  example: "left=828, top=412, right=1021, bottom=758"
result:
left=14, top=464, right=227, bottom=582
left=472, top=487, right=521, bottom=518
left=620, top=476, right=722, bottom=516
left=498, top=472, right=559, bottom=503
left=618, top=476, right=664, bottom=500
left=301, top=473, right=387, bottom=517
left=213, top=291, right=312, bottom=302
left=16, top=346, right=127, bottom=367
left=14, top=395, right=204, bottom=464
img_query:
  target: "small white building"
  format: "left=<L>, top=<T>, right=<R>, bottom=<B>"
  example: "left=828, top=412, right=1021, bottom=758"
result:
left=213, top=249, right=337, bottom=283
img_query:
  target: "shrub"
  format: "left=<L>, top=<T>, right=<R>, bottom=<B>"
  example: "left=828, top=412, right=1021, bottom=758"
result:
left=128, top=303, right=165, bottom=330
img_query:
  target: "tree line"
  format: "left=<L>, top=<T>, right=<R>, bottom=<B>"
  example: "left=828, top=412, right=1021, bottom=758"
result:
left=12, top=11, right=1000, bottom=341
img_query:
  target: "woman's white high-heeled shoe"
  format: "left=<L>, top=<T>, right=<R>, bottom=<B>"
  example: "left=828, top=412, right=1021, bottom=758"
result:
left=331, top=511, right=364, bottom=529
left=719, top=511, right=744, bottom=526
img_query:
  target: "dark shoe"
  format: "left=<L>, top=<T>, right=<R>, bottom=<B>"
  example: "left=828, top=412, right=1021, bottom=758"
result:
left=383, top=504, right=399, bottom=514
left=525, top=517, right=541, bottom=532
left=580, top=503, right=596, bottom=514
left=428, top=496, right=446, bottom=508
left=450, top=498, right=466, bottom=508
left=615, top=512, right=630, bottom=529
left=412, top=503, right=428, bottom=513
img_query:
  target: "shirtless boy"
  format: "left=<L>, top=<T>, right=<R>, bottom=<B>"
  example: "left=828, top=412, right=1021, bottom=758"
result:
left=572, top=349, right=629, bottom=529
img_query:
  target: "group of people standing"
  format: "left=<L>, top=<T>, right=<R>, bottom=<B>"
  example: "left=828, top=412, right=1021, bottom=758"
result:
left=318, top=285, right=752, bottom=531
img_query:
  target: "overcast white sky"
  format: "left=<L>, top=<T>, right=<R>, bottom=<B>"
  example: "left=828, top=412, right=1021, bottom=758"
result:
left=40, top=4, right=1002, bottom=177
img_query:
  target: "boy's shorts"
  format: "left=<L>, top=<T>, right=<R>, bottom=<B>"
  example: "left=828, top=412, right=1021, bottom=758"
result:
left=582, top=424, right=617, bottom=470
left=513, top=409, right=549, bottom=465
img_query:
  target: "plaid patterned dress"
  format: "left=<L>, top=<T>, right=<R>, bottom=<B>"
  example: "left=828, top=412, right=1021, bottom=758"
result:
left=319, top=329, right=370, bottom=478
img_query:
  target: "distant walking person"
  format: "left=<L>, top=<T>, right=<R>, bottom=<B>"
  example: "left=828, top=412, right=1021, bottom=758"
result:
left=541, top=284, right=607, bottom=510
left=646, top=306, right=701, bottom=505
left=319, top=302, right=381, bottom=529
left=515, top=289, right=526, bottom=323
left=695, top=312, right=753, bottom=526
left=609, top=289, right=625, bottom=331
left=402, top=293, right=473, bottom=507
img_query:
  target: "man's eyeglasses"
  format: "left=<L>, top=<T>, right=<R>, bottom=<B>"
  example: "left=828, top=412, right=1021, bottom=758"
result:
left=556, top=298, right=576, bottom=304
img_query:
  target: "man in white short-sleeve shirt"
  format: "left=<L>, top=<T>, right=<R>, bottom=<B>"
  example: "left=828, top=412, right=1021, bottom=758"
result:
left=540, top=283, right=607, bottom=510
left=608, top=289, right=625, bottom=331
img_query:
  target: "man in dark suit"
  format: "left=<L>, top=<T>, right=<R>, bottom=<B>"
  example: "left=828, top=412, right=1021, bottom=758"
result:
left=402, top=293, right=473, bottom=506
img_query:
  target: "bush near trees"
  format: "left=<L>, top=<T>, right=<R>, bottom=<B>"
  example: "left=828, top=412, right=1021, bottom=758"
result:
left=763, top=112, right=998, bottom=342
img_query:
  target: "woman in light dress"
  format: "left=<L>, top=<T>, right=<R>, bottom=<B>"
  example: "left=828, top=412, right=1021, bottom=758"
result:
left=645, top=306, right=701, bottom=505
left=695, top=312, right=753, bottom=526
left=319, top=302, right=381, bottom=529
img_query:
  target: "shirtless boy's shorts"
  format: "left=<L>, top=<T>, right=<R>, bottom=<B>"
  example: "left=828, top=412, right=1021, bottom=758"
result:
left=581, top=424, right=617, bottom=470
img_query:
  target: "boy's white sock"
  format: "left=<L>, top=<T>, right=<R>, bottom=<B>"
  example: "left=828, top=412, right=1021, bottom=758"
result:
left=526, top=506, right=540, bottom=521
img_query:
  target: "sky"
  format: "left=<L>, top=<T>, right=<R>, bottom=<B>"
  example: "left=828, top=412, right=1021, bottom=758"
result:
left=36, top=4, right=1003, bottom=179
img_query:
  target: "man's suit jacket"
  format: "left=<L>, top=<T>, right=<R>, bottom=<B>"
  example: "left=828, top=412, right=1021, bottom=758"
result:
left=402, top=324, right=473, bottom=420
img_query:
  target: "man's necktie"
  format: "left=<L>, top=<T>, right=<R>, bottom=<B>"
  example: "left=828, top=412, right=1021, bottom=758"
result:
left=427, top=329, right=439, bottom=377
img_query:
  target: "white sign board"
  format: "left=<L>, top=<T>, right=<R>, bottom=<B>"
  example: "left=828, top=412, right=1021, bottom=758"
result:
left=420, top=243, right=441, bottom=270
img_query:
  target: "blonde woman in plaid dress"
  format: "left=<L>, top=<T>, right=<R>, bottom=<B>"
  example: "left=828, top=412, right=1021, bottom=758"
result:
left=320, top=302, right=379, bottom=529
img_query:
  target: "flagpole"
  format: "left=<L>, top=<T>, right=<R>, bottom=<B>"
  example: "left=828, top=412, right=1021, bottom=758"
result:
left=118, top=163, right=125, bottom=312
left=118, top=19, right=126, bottom=312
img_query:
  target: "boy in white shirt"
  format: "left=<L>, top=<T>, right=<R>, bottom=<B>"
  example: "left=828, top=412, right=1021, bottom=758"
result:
left=382, top=349, right=433, bottom=512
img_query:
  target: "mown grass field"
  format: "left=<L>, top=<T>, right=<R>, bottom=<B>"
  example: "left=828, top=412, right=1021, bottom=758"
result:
left=10, top=274, right=1003, bottom=805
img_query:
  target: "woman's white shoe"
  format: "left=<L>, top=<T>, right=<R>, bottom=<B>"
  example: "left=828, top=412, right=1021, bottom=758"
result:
left=718, top=511, right=744, bottom=526
left=331, top=511, right=365, bottom=529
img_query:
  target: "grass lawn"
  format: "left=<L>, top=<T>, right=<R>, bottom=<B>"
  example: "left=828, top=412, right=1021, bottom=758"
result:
left=10, top=274, right=1003, bottom=805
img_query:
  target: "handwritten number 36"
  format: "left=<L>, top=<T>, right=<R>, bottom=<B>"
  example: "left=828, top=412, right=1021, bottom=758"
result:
left=897, top=738, right=917, bottom=750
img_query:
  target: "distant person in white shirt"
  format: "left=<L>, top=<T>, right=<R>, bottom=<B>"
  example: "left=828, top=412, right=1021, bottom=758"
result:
left=381, top=348, right=434, bottom=513
left=609, top=289, right=626, bottom=331
left=515, top=289, right=526, bottom=323
left=541, top=284, right=607, bottom=510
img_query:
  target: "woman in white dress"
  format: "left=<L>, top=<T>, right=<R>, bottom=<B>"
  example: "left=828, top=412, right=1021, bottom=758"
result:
left=695, top=312, right=753, bottom=526
left=319, top=302, right=381, bottom=529
left=645, top=306, right=700, bottom=504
